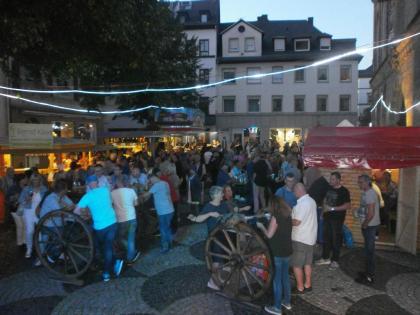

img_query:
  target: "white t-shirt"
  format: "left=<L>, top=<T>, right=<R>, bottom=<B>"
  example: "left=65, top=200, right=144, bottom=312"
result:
left=292, top=194, right=318, bottom=246
left=111, top=187, right=138, bottom=223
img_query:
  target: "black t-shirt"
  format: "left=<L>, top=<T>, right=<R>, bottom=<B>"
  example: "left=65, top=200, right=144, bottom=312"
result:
left=323, top=186, right=351, bottom=220
left=308, top=176, right=331, bottom=206
left=269, top=212, right=292, bottom=257
left=253, top=159, right=269, bottom=187
left=200, top=202, right=230, bottom=232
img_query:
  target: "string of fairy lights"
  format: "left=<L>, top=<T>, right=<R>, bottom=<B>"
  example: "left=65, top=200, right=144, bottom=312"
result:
left=0, top=31, right=419, bottom=115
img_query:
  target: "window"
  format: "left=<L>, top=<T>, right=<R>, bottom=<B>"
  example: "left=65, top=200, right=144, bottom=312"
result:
left=223, top=68, right=236, bottom=84
left=228, top=38, right=239, bottom=52
left=247, top=67, right=261, bottom=84
left=198, top=69, right=210, bottom=84
left=272, top=96, right=283, bottom=112
left=294, top=96, right=305, bottom=112
left=339, top=95, right=351, bottom=111
left=272, top=66, right=284, bottom=83
left=294, top=39, right=310, bottom=51
left=294, top=66, right=305, bottom=82
left=317, top=66, right=328, bottom=82
left=317, top=95, right=328, bottom=112
left=340, top=65, right=352, bottom=81
left=179, top=15, right=186, bottom=23
left=248, top=96, right=261, bottom=112
left=201, top=14, right=208, bottom=23
left=320, top=37, right=331, bottom=50
left=198, top=39, right=209, bottom=56
left=223, top=96, right=235, bottom=113
left=245, top=37, right=256, bottom=52
left=274, top=38, right=285, bottom=51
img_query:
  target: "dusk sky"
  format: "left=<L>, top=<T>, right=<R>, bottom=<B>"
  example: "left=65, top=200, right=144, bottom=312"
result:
left=220, top=0, right=374, bottom=69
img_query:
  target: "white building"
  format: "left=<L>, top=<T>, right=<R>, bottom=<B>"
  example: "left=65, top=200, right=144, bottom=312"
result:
left=358, top=65, right=373, bottom=125
left=215, top=15, right=361, bottom=146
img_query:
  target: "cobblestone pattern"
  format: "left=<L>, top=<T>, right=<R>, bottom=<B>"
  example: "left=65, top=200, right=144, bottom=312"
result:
left=52, top=277, right=157, bottom=315
left=189, top=240, right=205, bottom=262
left=386, top=273, right=420, bottom=314
left=173, top=223, right=208, bottom=246
left=0, top=296, right=63, bottom=315
left=375, top=250, right=420, bottom=270
left=141, top=265, right=210, bottom=312
left=132, top=244, right=204, bottom=277
left=346, top=294, right=412, bottom=315
left=0, top=269, right=67, bottom=306
left=161, top=293, right=234, bottom=315
left=300, top=265, right=382, bottom=314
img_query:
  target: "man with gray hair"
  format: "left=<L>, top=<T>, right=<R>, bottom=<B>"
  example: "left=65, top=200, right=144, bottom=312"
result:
left=354, top=174, right=380, bottom=285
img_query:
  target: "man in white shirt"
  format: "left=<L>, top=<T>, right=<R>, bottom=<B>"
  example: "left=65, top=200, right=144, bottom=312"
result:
left=111, top=176, right=140, bottom=263
left=291, top=183, right=318, bottom=294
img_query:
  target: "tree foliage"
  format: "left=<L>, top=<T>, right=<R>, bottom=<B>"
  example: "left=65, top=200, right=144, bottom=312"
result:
left=0, top=0, right=199, bottom=120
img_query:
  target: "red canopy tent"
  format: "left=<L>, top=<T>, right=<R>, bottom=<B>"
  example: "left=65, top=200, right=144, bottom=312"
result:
left=303, top=127, right=420, bottom=169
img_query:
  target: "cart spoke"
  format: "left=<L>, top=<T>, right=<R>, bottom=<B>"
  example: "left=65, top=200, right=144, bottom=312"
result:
left=67, top=249, right=80, bottom=273
left=222, top=230, right=236, bottom=253
left=236, top=230, right=241, bottom=254
left=208, top=251, right=230, bottom=260
left=243, top=249, right=266, bottom=259
left=243, top=266, right=265, bottom=288
left=211, top=237, right=232, bottom=255
left=68, top=245, right=89, bottom=263
left=67, top=243, right=91, bottom=249
left=241, top=268, right=255, bottom=297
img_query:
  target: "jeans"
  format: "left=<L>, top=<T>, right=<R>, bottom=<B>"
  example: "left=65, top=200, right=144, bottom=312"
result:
left=322, top=217, right=345, bottom=262
left=117, top=219, right=137, bottom=261
left=362, top=225, right=378, bottom=277
left=273, top=256, right=291, bottom=309
left=317, top=207, right=324, bottom=244
left=158, top=212, right=174, bottom=250
left=94, top=223, right=117, bottom=275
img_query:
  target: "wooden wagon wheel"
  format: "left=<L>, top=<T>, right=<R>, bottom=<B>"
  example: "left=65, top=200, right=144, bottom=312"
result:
left=205, top=222, right=273, bottom=301
left=34, top=210, right=95, bottom=278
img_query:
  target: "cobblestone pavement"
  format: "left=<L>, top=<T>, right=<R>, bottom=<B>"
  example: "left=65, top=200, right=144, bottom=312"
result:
left=0, top=222, right=419, bottom=315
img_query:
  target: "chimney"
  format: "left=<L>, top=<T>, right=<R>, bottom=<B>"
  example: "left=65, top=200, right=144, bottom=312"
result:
left=257, top=14, right=268, bottom=22
left=308, top=17, right=313, bottom=26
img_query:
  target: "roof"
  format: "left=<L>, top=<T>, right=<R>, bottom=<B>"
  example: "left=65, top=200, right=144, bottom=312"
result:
left=303, top=127, right=420, bottom=169
left=218, top=16, right=361, bottom=63
left=168, top=0, right=220, bottom=27
left=359, top=65, right=373, bottom=78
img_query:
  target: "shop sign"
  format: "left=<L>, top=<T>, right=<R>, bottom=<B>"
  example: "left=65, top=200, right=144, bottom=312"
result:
left=9, top=123, right=53, bottom=146
left=154, top=108, right=204, bottom=127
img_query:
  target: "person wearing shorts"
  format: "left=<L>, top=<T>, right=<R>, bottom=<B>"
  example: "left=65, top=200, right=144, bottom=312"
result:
left=291, top=183, right=317, bottom=294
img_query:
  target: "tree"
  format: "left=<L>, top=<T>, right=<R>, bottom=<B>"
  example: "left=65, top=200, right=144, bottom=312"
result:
left=0, top=0, right=200, bottom=121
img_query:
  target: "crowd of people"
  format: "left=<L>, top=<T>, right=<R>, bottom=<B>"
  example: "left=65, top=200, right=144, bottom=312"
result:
left=0, top=138, right=396, bottom=314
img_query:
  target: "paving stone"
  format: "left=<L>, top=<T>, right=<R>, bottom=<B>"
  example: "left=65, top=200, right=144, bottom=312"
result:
left=346, top=294, right=412, bottom=315
left=0, top=268, right=67, bottom=306
left=132, top=244, right=204, bottom=277
left=52, top=277, right=157, bottom=315
left=375, top=250, right=420, bottom=270
left=0, top=295, right=63, bottom=315
left=141, top=264, right=210, bottom=311
left=189, top=240, right=206, bottom=262
left=386, top=273, right=420, bottom=314
left=161, top=293, right=234, bottom=315
left=173, top=223, right=208, bottom=246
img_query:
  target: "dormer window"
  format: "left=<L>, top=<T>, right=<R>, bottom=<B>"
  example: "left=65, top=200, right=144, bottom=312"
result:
left=245, top=37, right=256, bottom=52
left=228, top=38, right=239, bottom=53
left=320, top=37, right=331, bottom=50
left=294, top=39, right=310, bottom=51
left=274, top=38, right=285, bottom=51
left=201, top=13, right=208, bottom=23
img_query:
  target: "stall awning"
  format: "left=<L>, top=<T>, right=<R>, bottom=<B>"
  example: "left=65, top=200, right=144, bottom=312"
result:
left=303, top=127, right=420, bottom=169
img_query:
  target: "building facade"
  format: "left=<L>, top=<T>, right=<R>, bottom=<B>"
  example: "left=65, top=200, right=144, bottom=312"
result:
left=215, top=15, right=361, bottom=146
left=358, top=65, right=373, bottom=125
left=371, top=0, right=420, bottom=254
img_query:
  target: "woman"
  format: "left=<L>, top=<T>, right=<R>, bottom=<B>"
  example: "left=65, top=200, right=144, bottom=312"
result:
left=188, top=186, right=229, bottom=290
left=18, top=174, right=48, bottom=258
left=223, top=185, right=251, bottom=213
left=257, top=196, right=293, bottom=315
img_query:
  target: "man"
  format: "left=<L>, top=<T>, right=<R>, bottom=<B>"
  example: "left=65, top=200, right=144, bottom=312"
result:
left=74, top=175, right=123, bottom=282
left=354, top=174, right=380, bottom=284
left=275, top=173, right=297, bottom=208
left=88, top=164, right=111, bottom=191
left=291, top=183, right=317, bottom=294
left=316, top=172, right=351, bottom=269
left=111, top=176, right=140, bottom=263
left=253, top=152, right=271, bottom=212
left=141, top=170, right=174, bottom=253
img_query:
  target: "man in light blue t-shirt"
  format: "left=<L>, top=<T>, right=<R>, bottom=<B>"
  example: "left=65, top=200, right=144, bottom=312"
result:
left=74, top=175, right=122, bottom=282
left=142, top=171, right=174, bottom=253
left=275, top=173, right=297, bottom=208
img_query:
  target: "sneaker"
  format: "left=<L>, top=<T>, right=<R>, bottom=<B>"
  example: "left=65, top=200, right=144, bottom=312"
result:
left=281, top=303, right=292, bottom=310
left=291, top=288, right=305, bottom=295
left=355, top=274, right=374, bottom=285
left=128, top=251, right=141, bottom=264
left=329, top=261, right=340, bottom=270
left=264, top=305, right=282, bottom=315
left=207, top=278, right=220, bottom=291
left=304, top=286, right=313, bottom=292
left=34, top=259, right=42, bottom=267
left=315, top=258, right=331, bottom=265
left=102, top=272, right=111, bottom=282
left=114, top=259, right=124, bottom=277
left=46, top=255, right=56, bottom=264
left=25, top=251, right=32, bottom=259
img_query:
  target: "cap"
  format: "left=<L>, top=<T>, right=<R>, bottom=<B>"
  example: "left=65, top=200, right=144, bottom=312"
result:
left=86, top=175, right=98, bottom=184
